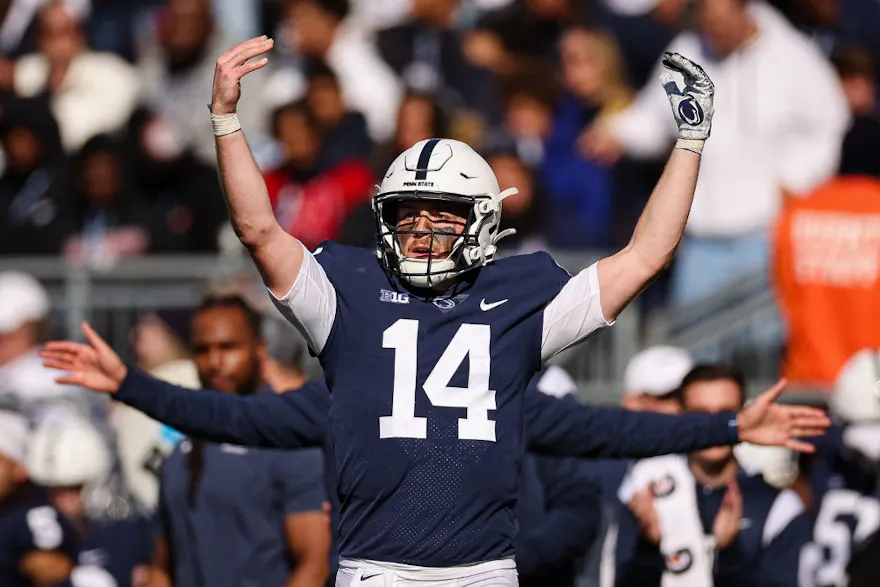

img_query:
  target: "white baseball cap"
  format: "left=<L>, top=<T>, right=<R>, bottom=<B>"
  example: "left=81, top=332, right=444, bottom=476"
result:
left=0, top=410, right=30, bottom=464
left=0, top=271, right=50, bottom=334
left=623, top=346, right=695, bottom=397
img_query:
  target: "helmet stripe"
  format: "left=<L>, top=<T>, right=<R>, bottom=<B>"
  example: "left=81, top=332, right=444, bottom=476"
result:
left=414, top=138, right=441, bottom=180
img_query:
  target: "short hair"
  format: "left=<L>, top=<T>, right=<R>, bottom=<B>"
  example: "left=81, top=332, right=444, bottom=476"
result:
left=270, top=100, right=318, bottom=139
left=677, top=363, right=747, bottom=407
left=831, top=43, right=876, bottom=80
left=400, top=92, right=449, bottom=138
left=497, top=61, right=559, bottom=112
left=304, top=59, right=338, bottom=85
left=194, top=294, right=262, bottom=339
left=294, top=0, right=349, bottom=21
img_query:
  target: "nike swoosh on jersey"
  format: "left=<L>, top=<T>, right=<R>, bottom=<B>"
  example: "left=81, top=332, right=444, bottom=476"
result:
left=480, top=298, right=509, bottom=311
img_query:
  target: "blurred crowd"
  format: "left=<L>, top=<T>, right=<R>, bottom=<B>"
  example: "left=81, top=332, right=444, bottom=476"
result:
left=0, top=0, right=878, bottom=311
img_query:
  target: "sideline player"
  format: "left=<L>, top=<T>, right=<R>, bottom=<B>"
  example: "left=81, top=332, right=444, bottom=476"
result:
left=0, top=410, right=78, bottom=587
left=48, top=38, right=829, bottom=587
left=27, top=416, right=154, bottom=587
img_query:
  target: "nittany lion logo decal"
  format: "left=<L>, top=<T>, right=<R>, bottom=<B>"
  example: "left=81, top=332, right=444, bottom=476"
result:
left=678, top=95, right=704, bottom=126
left=666, top=548, right=694, bottom=574
left=650, top=474, right=677, bottom=498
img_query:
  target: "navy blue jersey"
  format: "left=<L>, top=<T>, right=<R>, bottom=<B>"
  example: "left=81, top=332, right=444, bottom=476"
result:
left=74, top=517, right=154, bottom=587
left=0, top=485, right=77, bottom=587
left=158, top=437, right=326, bottom=587
left=615, top=470, right=809, bottom=587
left=310, top=241, right=571, bottom=566
left=799, top=426, right=880, bottom=587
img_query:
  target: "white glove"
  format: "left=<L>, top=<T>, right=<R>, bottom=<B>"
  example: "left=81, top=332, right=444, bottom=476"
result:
left=659, top=52, right=715, bottom=152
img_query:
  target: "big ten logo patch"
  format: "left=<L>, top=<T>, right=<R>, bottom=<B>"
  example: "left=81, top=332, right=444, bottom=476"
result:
left=380, top=289, right=410, bottom=304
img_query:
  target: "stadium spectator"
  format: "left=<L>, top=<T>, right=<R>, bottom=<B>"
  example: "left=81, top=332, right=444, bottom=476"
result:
left=0, top=95, right=73, bottom=255
left=62, top=134, right=154, bottom=268
left=772, top=126, right=880, bottom=388
left=831, top=43, right=880, bottom=178
left=769, top=0, right=880, bottom=76
left=614, top=364, right=810, bottom=587
left=485, top=144, right=550, bottom=254
left=517, top=365, right=603, bottom=587
left=584, top=0, right=850, bottom=305
left=28, top=415, right=155, bottom=587
left=0, top=409, right=78, bottom=587
left=542, top=26, right=636, bottom=250
left=0, top=271, right=92, bottom=421
left=8, top=0, right=139, bottom=152
left=263, top=101, right=374, bottom=250
left=488, top=64, right=558, bottom=167
left=465, top=0, right=584, bottom=73
left=124, top=107, right=228, bottom=253
left=376, top=0, right=493, bottom=114
left=303, top=60, right=372, bottom=171
left=265, top=0, right=402, bottom=144
left=149, top=295, right=330, bottom=587
left=138, top=0, right=271, bottom=168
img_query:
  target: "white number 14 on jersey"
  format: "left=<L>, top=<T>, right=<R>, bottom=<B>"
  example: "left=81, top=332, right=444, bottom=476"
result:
left=380, top=319, right=497, bottom=442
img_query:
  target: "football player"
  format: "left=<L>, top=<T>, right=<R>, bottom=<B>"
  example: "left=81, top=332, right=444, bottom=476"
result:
left=44, top=37, right=830, bottom=587
left=27, top=416, right=154, bottom=587
left=0, top=410, right=77, bottom=587
left=799, top=350, right=880, bottom=587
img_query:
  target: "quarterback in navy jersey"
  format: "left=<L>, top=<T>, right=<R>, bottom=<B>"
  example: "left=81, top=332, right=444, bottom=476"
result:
left=26, top=416, right=154, bottom=587
left=799, top=350, right=880, bottom=587
left=0, top=411, right=78, bottom=587
left=43, top=37, right=831, bottom=586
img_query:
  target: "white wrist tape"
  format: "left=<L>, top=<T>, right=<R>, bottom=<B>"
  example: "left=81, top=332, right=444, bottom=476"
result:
left=211, top=112, right=241, bottom=137
left=675, top=138, right=705, bottom=155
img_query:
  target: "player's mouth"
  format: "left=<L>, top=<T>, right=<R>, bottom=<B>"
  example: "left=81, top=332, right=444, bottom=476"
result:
left=409, top=245, right=437, bottom=259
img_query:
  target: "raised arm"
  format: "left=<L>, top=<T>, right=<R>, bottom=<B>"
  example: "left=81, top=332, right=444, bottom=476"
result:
left=595, top=53, right=713, bottom=322
left=541, top=54, right=714, bottom=357
left=524, top=380, right=830, bottom=458
left=210, top=37, right=336, bottom=352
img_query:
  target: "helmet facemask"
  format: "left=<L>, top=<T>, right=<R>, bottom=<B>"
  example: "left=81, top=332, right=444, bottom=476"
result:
left=373, top=188, right=518, bottom=289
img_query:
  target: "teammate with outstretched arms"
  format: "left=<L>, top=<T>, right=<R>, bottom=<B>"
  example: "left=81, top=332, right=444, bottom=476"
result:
left=45, top=36, right=831, bottom=587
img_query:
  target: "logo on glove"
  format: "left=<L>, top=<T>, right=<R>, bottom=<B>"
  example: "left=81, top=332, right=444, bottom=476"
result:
left=678, top=95, right=704, bottom=126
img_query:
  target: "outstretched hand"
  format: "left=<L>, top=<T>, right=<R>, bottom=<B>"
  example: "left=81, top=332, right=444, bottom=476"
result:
left=736, top=379, right=830, bottom=453
left=211, top=36, right=274, bottom=115
left=40, top=322, right=127, bottom=394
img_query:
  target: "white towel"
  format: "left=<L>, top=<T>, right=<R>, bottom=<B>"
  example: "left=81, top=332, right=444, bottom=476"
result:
left=619, top=455, right=714, bottom=587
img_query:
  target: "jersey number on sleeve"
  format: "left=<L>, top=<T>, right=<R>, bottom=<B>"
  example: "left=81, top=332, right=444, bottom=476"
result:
left=26, top=506, right=63, bottom=550
left=380, top=319, right=496, bottom=442
left=799, top=489, right=880, bottom=587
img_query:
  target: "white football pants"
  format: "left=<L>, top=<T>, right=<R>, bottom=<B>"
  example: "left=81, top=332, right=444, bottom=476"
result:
left=336, top=557, right=518, bottom=587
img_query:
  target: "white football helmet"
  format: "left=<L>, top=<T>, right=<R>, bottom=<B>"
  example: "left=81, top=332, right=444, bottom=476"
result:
left=830, top=349, right=880, bottom=424
left=373, top=138, right=518, bottom=288
left=27, top=416, right=112, bottom=488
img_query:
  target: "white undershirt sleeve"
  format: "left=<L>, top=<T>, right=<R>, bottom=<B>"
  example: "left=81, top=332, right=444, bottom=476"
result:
left=541, top=263, right=614, bottom=361
left=268, top=242, right=338, bottom=355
